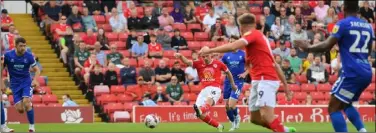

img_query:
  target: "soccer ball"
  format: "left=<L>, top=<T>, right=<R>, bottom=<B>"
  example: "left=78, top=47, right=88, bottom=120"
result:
left=144, top=114, right=159, bottom=129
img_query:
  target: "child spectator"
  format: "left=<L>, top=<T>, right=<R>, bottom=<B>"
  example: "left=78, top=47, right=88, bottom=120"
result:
left=104, top=63, right=118, bottom=87
left=148, top=34, right=163, bottom=58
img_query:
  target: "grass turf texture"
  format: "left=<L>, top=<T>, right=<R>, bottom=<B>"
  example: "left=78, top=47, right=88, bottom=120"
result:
left=7, top=122, right=376, bottom=132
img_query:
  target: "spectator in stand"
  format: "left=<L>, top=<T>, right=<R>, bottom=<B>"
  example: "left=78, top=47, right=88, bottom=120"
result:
left=225, top=16, right=239, bottom=37
left=156, top=28, right=172, bottom=50
left=301, top=1, right=316, bottom=21
left=271, top=1, right=282, bottom=17
left=242, top=90, right=250, bottom=105
left=2, top=24, right=16, bottom=51
left=122, top=1, right=137, bottom=18
left=306, top=94, right=313, bottom=105
left=62, top=94, right=78, bottom=107
left=139, top=60, right=155, bottom=85
left=275, top=55, right=282, bottom=66
left=55, top=16, right=73, bottom=66
left=223, top=1, right=236, bottom=15
left=282, top=1, right=294, bottom=16
left=31, top=1, right=47, bottom=23
left=141, top=93, right=157, bottom=106
left=302, top=53, right=314, bottom=74
left=314, top=1, right=330, bottom=22
left=106, top=44, right=124, bottom=67
left=287, top=48, right=303, bottom=74
left=307, top=56, right=329, bottom=85
left=203, top=8, right=220, bottom=32
left=152, top=1, right=163, bottom=17
left=42, top=1, right=62, bottom=37
left=83, top=0, right=101, bottom=15
left=330, top=1, right=341, bottom=13
left=337, top=4, right=345, bottom=20
left=87, top=65, right=103, bottom=100
left=326, top=15, right=339, bottom=33
left=60, top=1, right=73, bottom=17
left=195, top=2, right=211, bottom=24
left=148, top=34, right=163, bottom=58
left=93, top=42, right=107, bottom=67
left=183, top=5, right=196, bottom=24
left=82, top=28, right=97, bottom=48
left=272, top=40, right=290, bottom=59
left=165, top=76, right=184, bottom=104
left=171, top=30, right=188, bottom=51
left=263, top=6, right=275, bottom=27
left=281, top=59, right=296, bottom=84
left=141, top=8, right=159, bottom=30
left=290, top=23, right=308, bottom=48
left=210, top=18, right=228, bottom=41
left=131, top=35, right=148, bottom=58
left=96, top=28, right=109, bottom=50
left=104, top=63, right=118, bottom=87
left=307, top=22, right=324, bottom=43
left=323, top=7, right=336, bottom=25
left=256, top=15, right=271, bottom=37
left=127, top=10, right=142, bottom=30
left=70, top=33, right=81, bottom=55
left=213, top=1, right=228, bottom=16
left=101, top=0, right=116, bottom=15
left=83, top=54, right=101, bottom=84
left=109, top=8, right=128, bottom=33
left=171, top=61, right=185, bottom=84
left=1, top=9, right=13, bottom=32
left=158, top=7, right=174, bottom=32
left=270, top=17, right=284, bottom=41
left=126, top=29, right=137, bottom=49
left=360, top=1, right=375, bottom=23
left=282, top=15, right=295, bottom=41
left=170, top=7, right=184, bottom=23
left=279, top=7, right=288, bottom=26
left=67, top=5, right=84, bottom=32
left=152, top=86, right=168, bottom=103
left=120, top=58, right=137, bottom=87
left=185, top=51, right=199, bottom=85
left=293, top=7, right=305, bottom=27
left=155, top=60, right=172, bottom=85
left=82, top=7, right=97, bottom=32
left=331, top=53, right=342, bottom=75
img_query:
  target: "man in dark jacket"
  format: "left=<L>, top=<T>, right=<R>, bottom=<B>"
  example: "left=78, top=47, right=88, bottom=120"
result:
left=210, top=18, right=228, bottom=41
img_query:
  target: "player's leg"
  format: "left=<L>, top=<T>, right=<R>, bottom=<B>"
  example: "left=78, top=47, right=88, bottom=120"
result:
left=22, top=87, right=35, bottom=132
left=223, top=84, right=235, bottom=123
left=1, top=101, right=14, bottom=132
left=231, top=83, right=243, bottom=129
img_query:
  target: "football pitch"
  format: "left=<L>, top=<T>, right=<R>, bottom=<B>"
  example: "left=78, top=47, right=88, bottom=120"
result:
left=7, top=122, right=376, bottom=132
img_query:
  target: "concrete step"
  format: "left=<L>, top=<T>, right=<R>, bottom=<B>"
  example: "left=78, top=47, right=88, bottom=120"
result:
left=94, top=117, right=102, bottom=122
left=48, top=81, right=75, bottom=86
left=54, top=94, right=85, bottom=99
left=40, top=63, right=63, bottom=68
left=19, top=31, right=42, bottom=36
left=38, top=58, right=61, bottom=63
left=50, top=86, right=78, bottom=90
left=26, top=45, right=51, bottom=49
left=31, top=49, right=55, bottom=54
left=35, top=53, right=58, bottom=58
left=27, top=40, right=50, bottom=44
left=42, top=72, right=69, bottom=77
left=48, top=77, right=72, bottom=81
left=59, top=99, right=88, bottom=104
left=79, top=104, right=91, bottom=106
left=43, top=68, right=67, bottom=72
left=23, top=36, right=45, bottom=41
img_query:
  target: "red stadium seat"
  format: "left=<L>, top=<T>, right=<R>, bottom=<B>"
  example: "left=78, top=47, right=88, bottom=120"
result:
left=201, top=41, right=215, bottom=48
left=360, top=92, right=373, bottom=101
left=36, top=76, right=46, bottom=86
left=109, top=41, right=126, bottom=50
left=317, top=83, right=332, bottom=92
left=316, top=100, right=329, bottom=105
left=277, top=93, right=285, bottom=101
left=311, top=92, right=325, bottom=100
left=174, top=102, right=188, bottom=105
left=105, top=32, right=119, bottom=42
left=117, top=94, right=134, bottom=103
left=294, top=92, right=308, bottom=100
left=194, top=32, right=209, bottom=41
left=42, top=95, right=58, bottom=103
left=269, top=40, right=276, bottom=50
left=180, top=50, right=192, bottom=58
left=187, top=41, right=201, bottom=50
left=93, top=15, right=106, bottom=24
left=105, top=14, right=112, bottom=23
left=94, top=85, right=110, bottom=96
left=111, top=85, right=126, bottom=94
left=47, top=103, right=62, bottom=107
left=289, top=84, right=301, bottom=92
left=33, top=103, right=46, bottom=107
left=157, top=102, right=172, bottom=106
left=32, top=96, right=42, bottom=103
left=113, top=111, right=131, bottom=122
left=184, top=93, right=198, bottom=101
left=297, top=74, right=308, bottom=83
left=249, top=7, right=262, bottom=14
left=187, top=23, right=202, bottom=31
left=325, top=65, right=331, bottom=74
left=100, top=24, right=112, bottom=32
left=328, top=75, right=338, bottom=84
left=118, top=33, right=129, bottom=41
left=182, top=85, right=190, bottom=93
left=301, top=84, right=316, bottom=92
left=172, top=23, right=187, bottom=31
left=37, top=86, right=52, bottom=94
left=119, top=50, right=131, bottom=57
left=242, top=83, right=251, bottom=93
left=372, top=74, right=375, bottom=83
left=123, top=102, right=136, bottom=111
left=104, top=103, right=124, bottom=113
left=181, top=32, right=194, bottom=41
left=324, top=92, right=331, bottom=100
left=128, top=58, right=138, bottom=67
left=190, top=85, right=202, bottom=94
left=138, top=58, right=153, bottom=67
left=99, top=94, right=118, bottom=105
left=163, top=50, right=175, bottom=59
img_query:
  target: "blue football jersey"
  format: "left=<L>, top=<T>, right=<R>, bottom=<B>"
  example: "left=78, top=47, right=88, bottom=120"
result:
left=331, top=16, right=375, bottom=78
left=221, top=50, right=246, bottom=82
left=3, top=50, right=36, bottom=84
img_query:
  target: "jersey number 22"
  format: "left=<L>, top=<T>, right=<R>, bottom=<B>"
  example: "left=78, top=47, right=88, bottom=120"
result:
left=349, top=30, right=370, bottom=53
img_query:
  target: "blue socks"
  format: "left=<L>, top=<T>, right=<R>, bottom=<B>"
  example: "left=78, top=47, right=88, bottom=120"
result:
left=26, top=108, right=35, bottom=125
left=226, top=108, right=234, bottom=122
left=233, top=107, right=238, bottom=117
left=330, top=111, right=348, bottom=132
left=1, top=102, right=5, bottom=125
left=344, top=105, right=365, bottom=131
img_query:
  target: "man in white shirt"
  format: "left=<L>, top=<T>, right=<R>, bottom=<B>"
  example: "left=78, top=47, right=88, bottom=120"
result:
left=109, top=8, right=129, bottom=33
left=185, top=51, right=199, bottom=85
left=203, top=8, right=220, bottom=32
left=314, top=1, right=330, bottom=22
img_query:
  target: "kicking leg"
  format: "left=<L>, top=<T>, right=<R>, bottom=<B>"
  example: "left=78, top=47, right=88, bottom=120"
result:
left=344, top=104, right=367, bottom=132
left=22, top=97, right=35, bottom=132
left=328, top=95, right=348, bottom=132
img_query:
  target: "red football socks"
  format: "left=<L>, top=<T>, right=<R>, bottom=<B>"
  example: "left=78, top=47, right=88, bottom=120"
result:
left=200, top=103, right=210, bottom=114
left=202, top=115, right=219, bottom=128
left=268, top=118, right=285, bottom=132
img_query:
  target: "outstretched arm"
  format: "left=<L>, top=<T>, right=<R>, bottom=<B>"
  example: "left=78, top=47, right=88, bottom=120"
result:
left=175, top=53, right=193, bottom=66
left=294, top=36, right=338, bottom=52
left=201, top=39, right=247, bottom=55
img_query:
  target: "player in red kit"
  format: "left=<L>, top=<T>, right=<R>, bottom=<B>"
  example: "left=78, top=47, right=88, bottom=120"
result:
left=174, top=53, right=238, bottom=132
left=199, top=13, right=296, bottom=132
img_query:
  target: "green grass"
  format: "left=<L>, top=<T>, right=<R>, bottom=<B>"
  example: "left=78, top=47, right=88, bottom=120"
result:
left=7, top=122, right=376, bottom=132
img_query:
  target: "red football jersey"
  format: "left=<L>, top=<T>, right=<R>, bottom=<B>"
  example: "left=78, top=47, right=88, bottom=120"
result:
left=193, top=59, right=228, bottom=88
left=240, top=29, right=279, bottom=81
left=148, top=43, right=162, bottom=52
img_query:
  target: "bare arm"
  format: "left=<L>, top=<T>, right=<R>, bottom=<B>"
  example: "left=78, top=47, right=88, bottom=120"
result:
left=175, top=53, right=193, bottom=66
left=294, top=36, right=338, bottom=52
left=31, top=65, right=41, bottom=87
left=203, top=39, right=247, bottom=54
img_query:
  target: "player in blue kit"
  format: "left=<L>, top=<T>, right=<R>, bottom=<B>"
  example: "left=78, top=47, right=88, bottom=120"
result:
left=1, top=37, right=40, bottom=132
left=294, top=1, right=374, bottom=132
left=221, top=36, right=248, bottom=131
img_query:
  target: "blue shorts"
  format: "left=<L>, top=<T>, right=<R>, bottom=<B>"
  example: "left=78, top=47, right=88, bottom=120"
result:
left=331, top=75, right=372, bottom=104
left=223, top=82, right=243, bottom=100
left=10, top=85, right=33, bottom=104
